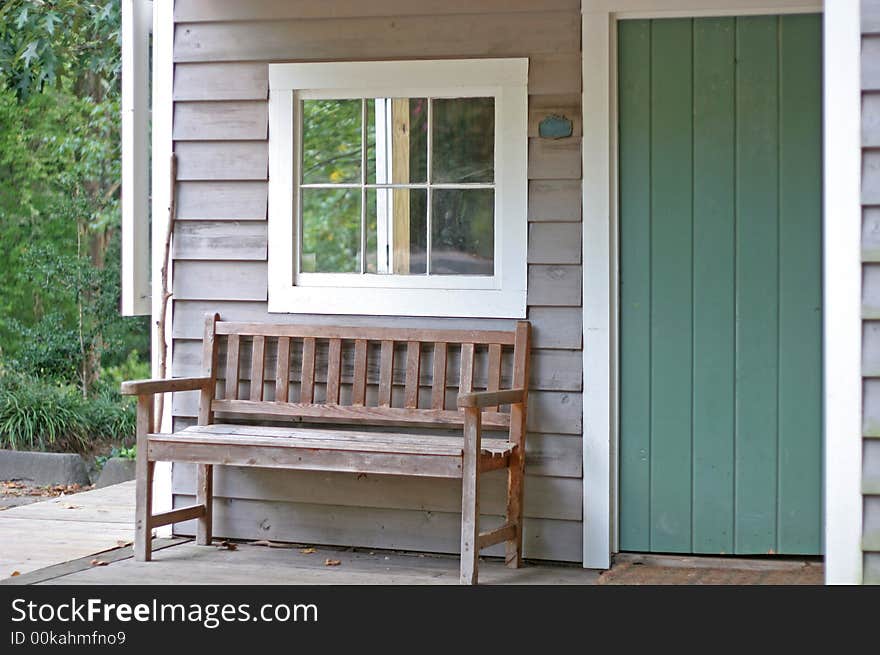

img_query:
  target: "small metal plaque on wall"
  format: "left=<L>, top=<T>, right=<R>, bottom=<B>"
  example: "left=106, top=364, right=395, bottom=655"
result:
left=538, top=114, right=573, bottom=139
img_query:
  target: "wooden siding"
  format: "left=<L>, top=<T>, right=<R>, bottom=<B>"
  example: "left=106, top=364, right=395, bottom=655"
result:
left=169, top=1, right=583, bottom=560
left=865, top=0, right=880, bottom=577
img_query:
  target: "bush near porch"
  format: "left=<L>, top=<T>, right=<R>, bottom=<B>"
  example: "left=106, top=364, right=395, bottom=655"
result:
left=0, top=2, right=148, bottom=458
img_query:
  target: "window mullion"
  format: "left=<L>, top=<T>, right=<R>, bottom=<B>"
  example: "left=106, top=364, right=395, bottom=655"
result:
left=426, top=98, right=433, bottom=276
left=360, top=98, right=367, bottom=275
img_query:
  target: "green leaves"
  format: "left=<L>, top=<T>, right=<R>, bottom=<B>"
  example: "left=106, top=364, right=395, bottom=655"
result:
left=0, top=1, right=121, bottom=102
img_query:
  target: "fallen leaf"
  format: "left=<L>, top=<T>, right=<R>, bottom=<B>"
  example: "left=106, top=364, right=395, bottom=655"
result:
left=324, top=559, right=342, bottom=567
left=216, top=540, right=238, bottom=551
left=10, top=571, right=20, bottom=577
left=299, top=547, right=316, bottom=555
left=90, top=560, right=109, bottom=567
left=116, top=540, right=132, bottom=548
left=60, top=503, right=82, bottom=510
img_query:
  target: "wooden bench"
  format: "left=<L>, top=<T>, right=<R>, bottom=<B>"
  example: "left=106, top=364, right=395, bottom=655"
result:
left=121, top=314, right=531, bottom=584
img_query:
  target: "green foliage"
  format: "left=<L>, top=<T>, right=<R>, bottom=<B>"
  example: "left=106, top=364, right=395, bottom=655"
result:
left=0, top=1, right=121, bottom=102
left=0, top=372, right=88, bottom=451
left=0, top=3, right=145, bottom=452
left=96, top=444, right=136, bottom=470
left=0, top=368, right=137, bottom=452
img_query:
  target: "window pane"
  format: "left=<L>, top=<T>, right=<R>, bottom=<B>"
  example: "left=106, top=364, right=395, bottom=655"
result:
left=366, top=188, right=427, bottom=274
left=431, top=189, right=494, bottom=275
left=366, top=98, right=428, bottom=184
left=301, top=188, right=361, bottom=273
left=431, top=98, right=494, bottom=183
left=301, top=99, right=362, bottom=184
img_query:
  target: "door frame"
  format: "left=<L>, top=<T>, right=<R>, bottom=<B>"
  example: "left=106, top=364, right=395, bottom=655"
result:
left=580, top=0, right=861, bottom=582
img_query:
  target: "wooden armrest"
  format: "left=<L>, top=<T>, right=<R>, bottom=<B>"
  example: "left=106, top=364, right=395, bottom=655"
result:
left=457, top=388, right=527, bottom=409
left=120, top=377, right=212, bottom=396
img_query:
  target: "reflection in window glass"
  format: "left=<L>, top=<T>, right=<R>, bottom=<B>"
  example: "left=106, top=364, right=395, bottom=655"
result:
left=299, top=96, right=496, bottom=278
left=301, top=99, right=362, bottom=184
left=366, top=188, right=427, bottom=274
left=431, top=97, right=494, bottom=184
left=431, top=189, right=494, bottom=275
left=301, top=188, right=361, bottom=273
left=366, top=98, right=428, bottom=184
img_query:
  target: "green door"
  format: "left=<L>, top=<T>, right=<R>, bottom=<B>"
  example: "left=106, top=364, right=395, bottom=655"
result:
left=618, top=15, right=822, bottom=555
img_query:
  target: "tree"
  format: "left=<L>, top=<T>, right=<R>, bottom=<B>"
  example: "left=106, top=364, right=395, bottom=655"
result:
left=0, top=1, right=147, bottom=395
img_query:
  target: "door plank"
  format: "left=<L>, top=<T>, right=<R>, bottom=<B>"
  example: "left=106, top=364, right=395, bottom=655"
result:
left=692, top=17, right=736, bottom=555
left=617, top=19, right=653, bottom=553
left=734, top=15, right=780, bottom=554
left=776, top=13, right=823, bottom=554
left=648, top=18, right=694, bottom=554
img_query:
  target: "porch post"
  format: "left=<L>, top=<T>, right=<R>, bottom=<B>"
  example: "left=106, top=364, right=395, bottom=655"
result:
left=823, top=0, right=863, bottom=585
left=581, top=3, right=614, bottom=570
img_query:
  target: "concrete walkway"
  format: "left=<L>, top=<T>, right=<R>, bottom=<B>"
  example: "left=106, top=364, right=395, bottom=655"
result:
left=0, top=480, right=135, bottom=579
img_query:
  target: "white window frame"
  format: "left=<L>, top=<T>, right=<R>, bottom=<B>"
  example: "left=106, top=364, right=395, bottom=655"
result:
left=267, top=59, right=529, bottom=318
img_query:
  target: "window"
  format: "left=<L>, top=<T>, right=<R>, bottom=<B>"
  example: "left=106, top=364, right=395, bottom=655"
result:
left=268, top=59, right=528, bottom=318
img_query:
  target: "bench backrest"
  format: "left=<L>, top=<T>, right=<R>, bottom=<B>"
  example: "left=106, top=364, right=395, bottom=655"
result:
left=196, top=314, right=530, bottom=436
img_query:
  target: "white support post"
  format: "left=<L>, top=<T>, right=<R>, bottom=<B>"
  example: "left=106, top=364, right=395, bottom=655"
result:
left=121, top=0, right=152, bottom=316
left=150, top=0, right=175, bottom=534
left=823, top=0, right=863, bottom=585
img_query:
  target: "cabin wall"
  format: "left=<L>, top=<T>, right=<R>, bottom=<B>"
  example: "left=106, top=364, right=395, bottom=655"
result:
left=168, top=0, right=584, bottom=561
left=863, top=0, right=880, bottom=584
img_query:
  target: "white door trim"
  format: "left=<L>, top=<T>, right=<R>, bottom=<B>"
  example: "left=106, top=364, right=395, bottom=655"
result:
left=580, top=0, right=828, bottom=571
left=822, top=0, right=863, bottom=585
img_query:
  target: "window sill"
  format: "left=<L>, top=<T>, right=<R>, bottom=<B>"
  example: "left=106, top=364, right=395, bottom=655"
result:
left=267, top=285, right=526, bottom=319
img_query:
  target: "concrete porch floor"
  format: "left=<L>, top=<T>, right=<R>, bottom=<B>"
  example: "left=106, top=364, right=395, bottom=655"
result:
left=0, top=480, right=823, bottom=585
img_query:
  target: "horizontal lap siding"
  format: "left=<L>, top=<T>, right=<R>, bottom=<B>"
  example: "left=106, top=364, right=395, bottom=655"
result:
left=864, top=2, right=880, bottom=577
left=170, top=2, right=583, bottom=560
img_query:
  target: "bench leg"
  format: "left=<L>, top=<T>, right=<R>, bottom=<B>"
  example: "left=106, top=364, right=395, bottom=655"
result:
left=134, top=460, right=154, bottom=561
left=134, top=395, right=153, bottom=562
left=505, top=449, right=525, bottom=568
left=196, top=464, right=213, bottom=545
left=460, top=407, right=481, bottom=585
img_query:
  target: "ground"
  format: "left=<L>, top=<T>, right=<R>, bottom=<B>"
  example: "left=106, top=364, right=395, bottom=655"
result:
left=0, top=479, right=93, bottom=509
left=0, top=481, right=825, bottom=585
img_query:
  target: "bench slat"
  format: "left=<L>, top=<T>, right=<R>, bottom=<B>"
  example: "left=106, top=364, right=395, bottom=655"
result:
left=404, top=341, right=421, bottom=409
left=249, top=335, right=265, bottom=401
left=300, top=337, right=316, bottom=403
left=460, top=343, right=475, bottom=396
left=151, top=432, right=512, bottom=457
left=214, top=322, right=516, bottom=345
left=210, top=399, right=511, bottom=428
left=486, top=343, right=503, bottom=412
left=275, top=336, right=290, bottom=402
left=326, top=338, right=342, bottom=404
left=178, top=423, right=514, bottom=454
left=378, top=340, right=394, bottom=407
left=224, top=334, right=240, bottom=400
left=431, top=342, right=448, bottom=410
left=352, top=339, right=368, bottom=406
left=148, top=440, right=467, bottom=478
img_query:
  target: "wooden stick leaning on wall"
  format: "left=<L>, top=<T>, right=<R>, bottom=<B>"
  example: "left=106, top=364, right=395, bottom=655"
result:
left=154, top=153, right=178, bottom=430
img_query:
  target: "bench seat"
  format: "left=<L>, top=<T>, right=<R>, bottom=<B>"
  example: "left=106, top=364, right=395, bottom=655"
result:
left=148, top=424, right=515, bottom=478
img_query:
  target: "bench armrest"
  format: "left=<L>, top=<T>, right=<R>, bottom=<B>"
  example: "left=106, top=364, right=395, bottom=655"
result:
left=120, top=377, right=213, bottom=396
left=457, top=388, right=527, bottom=409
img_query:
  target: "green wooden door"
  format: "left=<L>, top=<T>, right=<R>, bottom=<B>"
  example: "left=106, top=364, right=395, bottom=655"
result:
left=618, top=15, right=823, bottom=555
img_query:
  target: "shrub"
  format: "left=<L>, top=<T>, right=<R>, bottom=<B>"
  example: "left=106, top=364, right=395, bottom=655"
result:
left=96, top=444, right=136, bottom=470
left=0, top=355, right=143, bottom=452
left=0, top=373, right=89, bottom=451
